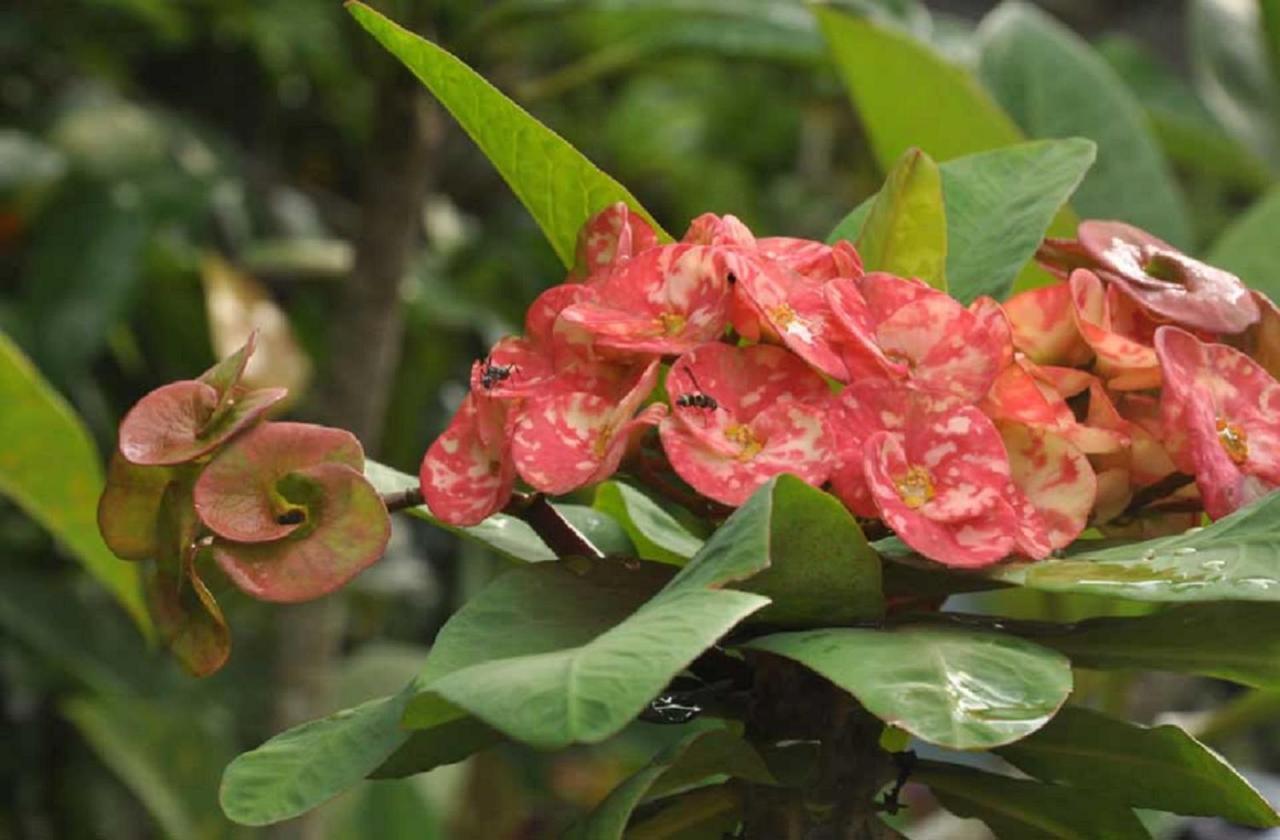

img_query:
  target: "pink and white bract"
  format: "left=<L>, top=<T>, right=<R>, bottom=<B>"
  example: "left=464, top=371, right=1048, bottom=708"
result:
left=417, top=205, right=1280, bottom=568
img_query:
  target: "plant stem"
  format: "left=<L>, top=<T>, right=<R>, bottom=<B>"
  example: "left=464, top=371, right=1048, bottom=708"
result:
left=504, top=491, right=606, bottom=560
left=381, top=485, right=425, bottom=513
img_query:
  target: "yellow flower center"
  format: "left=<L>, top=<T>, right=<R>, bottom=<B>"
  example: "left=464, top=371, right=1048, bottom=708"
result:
left=895, top=466, right=935, bottom=509
left=768, top=303, right=798, bottom=329
left=657, top=312, right=687, bottom=336
left=1216, top=417, right=1249, bottom=465
left=724, top=423, right=763, bottom=462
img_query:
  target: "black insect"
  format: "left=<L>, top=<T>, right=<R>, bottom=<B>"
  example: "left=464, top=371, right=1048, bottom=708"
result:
left=275, top=509, right=306, bottom=526
left=725, top=270, right=737, bottom=286
left=479, top=358, right=516, bottom=390
left=675, top=369, right=718, bottom=411
left=878, top=751, right=917, bottom=816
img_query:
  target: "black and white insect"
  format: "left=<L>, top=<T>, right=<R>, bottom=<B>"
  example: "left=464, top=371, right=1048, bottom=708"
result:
left=478, top=358, right=516, bottom=390
left=674, top=369, right=718, bottom=411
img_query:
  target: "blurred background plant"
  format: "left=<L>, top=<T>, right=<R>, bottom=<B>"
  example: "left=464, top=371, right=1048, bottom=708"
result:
left=4, top=0, right=1280, bottom=837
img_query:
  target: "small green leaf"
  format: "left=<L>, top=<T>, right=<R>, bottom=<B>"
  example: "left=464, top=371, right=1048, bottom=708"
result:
left=977, top=2, right=1191, bottom=246
left=594, top=481, right=704, bottom=566
left=917, top=760, right=1151, bottom=839
left=854, top=147, right=947, bottom=290
left=737, top=474, right=883, bottom=627
left=984, top=491, right=1280, bottom=602
left=997, top=706, right=1280, bottom=826
left=1208, top=186, right=1280, bottom=301
left=0, top=330, right=147, bottom=632
left=744, top=625, right=1071, bottom=750
left=831, top=139, right=1095, bottom=302
left=1026, top=602, right=1280, bottom=689
left=816, top=7, right=1024, bottom=167
left=564, top=729, right=769, bottom=840
left=345, top=0, right=668, bottom=267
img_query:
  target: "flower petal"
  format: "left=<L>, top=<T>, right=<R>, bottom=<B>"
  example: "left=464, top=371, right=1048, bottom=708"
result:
left=1002, top=283, right=1091, bottom=367
left=573, top=201, right=659, bottom=281
left=999, top=422, right=1095, bottom=550
left=118, top=379, right=286, bottom=466
left=420, top=393, right=516, bottom=526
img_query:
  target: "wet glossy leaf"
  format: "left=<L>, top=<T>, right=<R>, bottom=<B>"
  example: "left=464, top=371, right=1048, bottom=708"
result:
left=978, top=2, right=1191, bottom=247
left=830, top=139, right=1094, bottom=302
left=565, top=729, right=769, bottom=840
left=997, top=706, right=1279, bottom=826
left=985, top=491, right=1280, bottom=602
left=347, top=1, right=668, bottom=268
left=1025, top=603, right=1280, bottom=688
left=1208, top=186, right=1280, bottom=301
left=916, top=760, right=1151, bottom=839
left=855, top=147, right=947, bottom=290
left=744, top=625, right=1071, bottom=750
left=816, top=6, right=1023, bottom=167
left=0, top=330, right=147, bottom=630
left=594, top=480, right=704, bottom=566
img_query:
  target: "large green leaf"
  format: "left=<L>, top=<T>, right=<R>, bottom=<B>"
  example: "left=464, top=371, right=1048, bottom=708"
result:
left=1208, top=185, right=1280, bottom=301
left=735, top=474, right=883, bottom=627
left=983, top=491, right=1280, bottom=602
left=997, top=707, right=1279, bottom=826
left=816, top=7, right=1023, bottom=167
left=1188, top=0, right=1280, bottom=171
left=1026, top=603, right=1280, bottom=689
left=346, top=1, right=668, bottom=268
left=594, top=480, right=704, bottom=566
left=977, top=2, right=1191, bottom=247
left=564, top=729, right=771, bottom=839
left=916, top=760, right=1151, bottom=839
left=0, top=330, right=147, bottom=631
left=830, top=139, right=1095, bottom=302
left=854, top=147, right=947, bottom=290
left=744, top=625, right=1071, bottom=750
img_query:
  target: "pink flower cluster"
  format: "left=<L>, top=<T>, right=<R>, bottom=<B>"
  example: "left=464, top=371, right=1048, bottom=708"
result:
left=421, top=207, right=1280, bottom=568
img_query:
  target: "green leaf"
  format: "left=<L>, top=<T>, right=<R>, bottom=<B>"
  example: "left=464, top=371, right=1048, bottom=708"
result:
left=743, top=625, right=1071, bottom=750
left=735, top=474, right=883, bottom=627
left=594, top=481, right=704, bottom=566
left=1188, top=0, right=1280, bottom=171
left=816, top=6, right=1024, bottom=167
left=997, top=706, right=1280, bottom=826
left=854, top=147, right=947, bottom=290
left=565, top=729, right=770, bottom=840
left=1208, top=185, right=1280, bottom=301
left=346, top=0, right=668, bottom=268
left=1023, top=602, right=1280, bottom=689
left=830, top=139, right=1095, bottom=302
left=916, top=760, right=1151, bottom=839
left=982, top=491, right=1280, bottom=602
left=977, top=2, right=1191, bottom=247
left=0, top=330, right=147, bottom=632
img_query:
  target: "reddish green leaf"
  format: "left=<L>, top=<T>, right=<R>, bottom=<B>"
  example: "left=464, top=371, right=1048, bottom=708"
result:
left=212, top=462, right=390, bottom=603
left=194, top=422, right=363, bottom=542
left=118, top=379, right=285, bottom=466
left=97, top=451, right=175, bottom=562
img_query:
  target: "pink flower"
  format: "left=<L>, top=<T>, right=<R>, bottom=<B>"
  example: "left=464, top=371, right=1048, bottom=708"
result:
left=753, top=237, right=863, bottom=286
left=557, top=245, right=733, bottom=357
left=981, top=355, right=1128, bottom=455
left=572, top=202, right=660, bottom=283
left=512, top=360, right=666, bottom=495
left=1156, top=326, right=1280, bottom=519
left=1069, top=269, right=1162, bottom=391
left=862, top=403, right=1048, bottom=568
left=660, top=343, right=833, bottom=506
left=998, top=422, right=1095, bottom=551
left=1002, top=283, right=1091, bottom=367
left=419, top=392, right=517, bottom=526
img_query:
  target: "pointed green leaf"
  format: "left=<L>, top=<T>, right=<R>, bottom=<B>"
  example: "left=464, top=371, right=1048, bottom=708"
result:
left=1015, top=602, right=1280, bottom=689
left=1208, top=185, right=1280, bottom=301
left=565, top=729, right=770, bottom=839
left=0, top=330, right=147, bottom=632
left=854, top=147, right=947, bottom=290
left=346, top=0, right=668, bottom=267
left=916, top=760, right=1151, bottom=839
left=830, top=139, right=1095, bottom=302
left=594, top=481, right=704, bottom=566
left=983, top=492, right=1280, bottom=602
left=816, top=7, right=1024, bottom=167
left=744, top=625, right=1071, bottom=750
left=997, top=707, right=1279, bottom=826
left=977, top=2, right=1191, bottom=246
